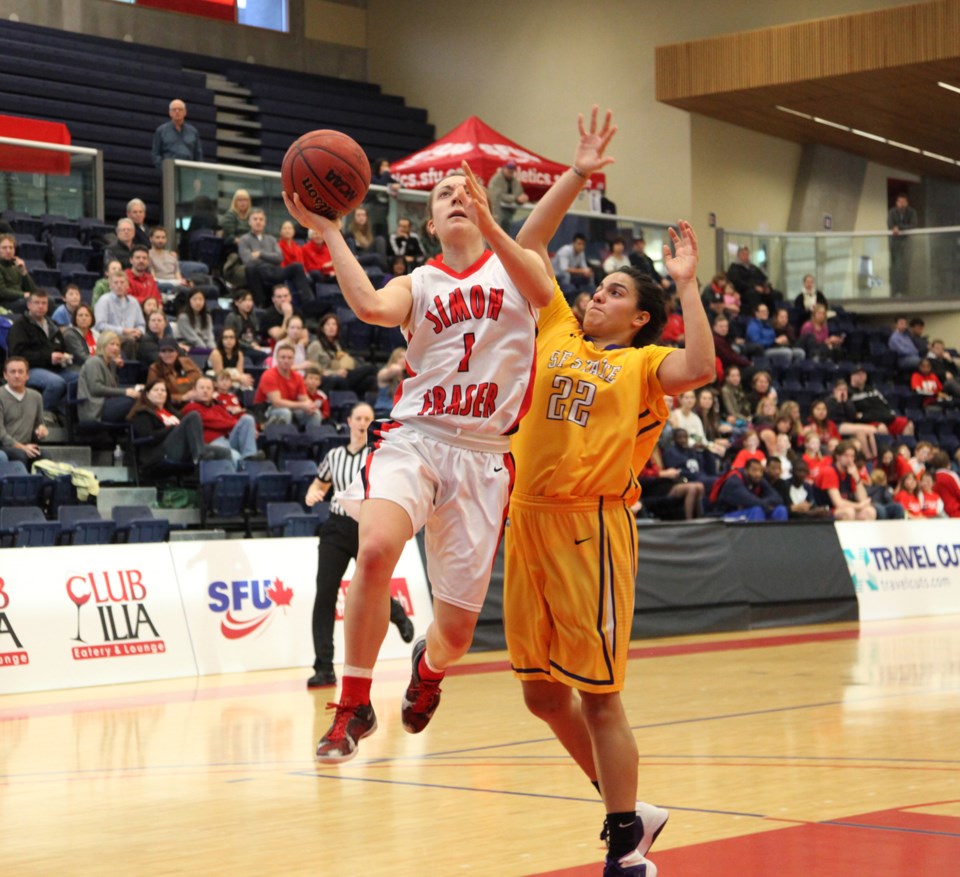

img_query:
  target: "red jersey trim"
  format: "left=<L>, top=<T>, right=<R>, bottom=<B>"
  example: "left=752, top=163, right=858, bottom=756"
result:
left=426, top=249, right=494, bottom=280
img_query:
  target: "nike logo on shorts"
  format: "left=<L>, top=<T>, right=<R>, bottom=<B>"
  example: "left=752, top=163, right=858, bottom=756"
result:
left=493, top=466, right=503, bottom=472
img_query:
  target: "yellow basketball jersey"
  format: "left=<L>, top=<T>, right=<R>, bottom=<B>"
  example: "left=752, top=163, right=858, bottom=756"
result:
left=511, top=286, right=673, bottom=502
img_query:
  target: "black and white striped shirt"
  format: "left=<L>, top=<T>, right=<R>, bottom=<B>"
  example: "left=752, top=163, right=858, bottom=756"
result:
left=317, top=444, right=368, bottom=517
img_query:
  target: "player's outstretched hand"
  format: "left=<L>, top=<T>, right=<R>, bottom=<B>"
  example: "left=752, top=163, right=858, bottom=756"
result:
left=574, top=106, right=617, bottom=177
left=282, top=191, right=341, bottom=236
left=460, top=161, right=494, bottom=231
left=664, top=220, right=699, bottom=284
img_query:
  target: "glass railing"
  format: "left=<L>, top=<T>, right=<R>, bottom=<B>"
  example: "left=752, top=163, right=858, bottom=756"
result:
left=0, top=136, right=103, bottom=219
left=165, top=158, right=675, bottom=278
left=717, top=227, right=960, bottom=302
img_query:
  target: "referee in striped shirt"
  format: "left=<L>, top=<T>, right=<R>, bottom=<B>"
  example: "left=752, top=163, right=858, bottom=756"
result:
left=306, top=401, right=414, bottom=688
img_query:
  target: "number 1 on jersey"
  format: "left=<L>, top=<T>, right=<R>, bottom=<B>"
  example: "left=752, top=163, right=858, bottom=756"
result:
left=458, top=332, right=476, bottom=373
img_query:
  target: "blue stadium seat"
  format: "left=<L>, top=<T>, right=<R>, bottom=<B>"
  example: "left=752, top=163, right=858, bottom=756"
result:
left=0, top=506, right=60, bottom=548
left=282, top=459, right=319, bottom=504
left=58, top=505, right=116, bottom=545
left=0, top=461, right=45, bottom=507
left=266, top=501, right=319, bottom=538
left=241, top=460, right=292, bottom=516
left=199, top=459, right=249, bottom=530
left=111, top=505, right=170, bottom=543
left=17, top=240, right=49, bottom=262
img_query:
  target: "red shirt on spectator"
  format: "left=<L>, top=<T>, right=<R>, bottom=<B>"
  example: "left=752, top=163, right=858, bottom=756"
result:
left=182, top=399, right=240, bottom=444
left=806, top=417, right=840, bottom=443
left=731, top=448, right=765, bottom=469
left=661, top=312, right=685, bottom=344
left=893, top=489, right=922, bottom=517
left=879, top=454, right=911, bottom=485
left=216, top=390, right=243, bottom=410
left=254, top=366, right=307, bottom=405
left=306, top=387, right=331, bottom=420
left=802, top=451, right=826, bottom=480
left=815, top=461, right=858, bottom=499
left=934, top=469, right=960, bottom=517
left=279, top=238, right=303, bottom=268
left=125, top=268, right=162, bottom=306
left=302, top=240, right=335, bottom=276
left=919, top=490, right=943, bottom=518
left=911, top=371, right=943, bottom=406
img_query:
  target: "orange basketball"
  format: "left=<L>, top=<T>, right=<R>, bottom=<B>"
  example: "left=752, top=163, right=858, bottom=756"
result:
left=281, top=130, right=371, bottom=219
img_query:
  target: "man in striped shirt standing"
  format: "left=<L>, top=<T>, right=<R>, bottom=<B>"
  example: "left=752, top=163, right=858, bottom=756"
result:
left=305, top=401, right=414, bottom=689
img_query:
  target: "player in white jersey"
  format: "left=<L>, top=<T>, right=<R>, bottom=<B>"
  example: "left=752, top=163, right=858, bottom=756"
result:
left=284, top=160, right=554, bottom=764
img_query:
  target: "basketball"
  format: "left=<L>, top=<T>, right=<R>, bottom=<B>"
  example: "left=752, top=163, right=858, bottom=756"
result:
left=281, top=130, right=371, bottom=219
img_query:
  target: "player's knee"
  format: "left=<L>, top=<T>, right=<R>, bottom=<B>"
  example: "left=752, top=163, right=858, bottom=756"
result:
left=522, top=683, right=571, bottom=720
left=355, top=534, right=404, bottom=578
left=433, top=620, right=474, bottom=657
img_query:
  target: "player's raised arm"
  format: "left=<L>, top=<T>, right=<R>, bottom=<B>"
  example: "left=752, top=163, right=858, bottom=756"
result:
left=457, top=161, right=554, bottom=308
left=516, top=106, right=617, bottom=276
left=283, top=191, right=412, bottom=328
left=656, top=221, right=716, bottom=393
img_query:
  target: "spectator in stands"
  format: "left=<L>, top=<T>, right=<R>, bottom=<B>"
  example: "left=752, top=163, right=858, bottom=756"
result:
left=700, top=274, right=726, bottom=317
left=908, top=440, right=935, bottom=477
left=0, top=356, right=46, bottom=464
left=146, top=337, right=201, bottom=411
left=344, top=207, right=387, bottom=269
left=602, top=237, right=630, bottom=275
left=283, top=314, right=312, bottom=368
left=753, top=395, right=780, bottom=456
left=866, top=467, right=906, bottom=520
left=224, top=289, right=268, bottom=364
left=126, top=199, right=151, bottom=249
left=174, top=289, right=214, bottom=351
left=656, top=289, right=684, bottom=347
left=908, top=317, right=929, bottom=357
left=148, top=226, right=191, bottom=296
left=911, top=358, right=955, bottom=408
left=815, top=439, right=877, bottom=520
left=918, top=471, right=946, bottom=517
left=696, top=387, right=732, bottom=455
left=366, top=158, right=401, bottom=238
left=848, top=365, right=915, bottom=437
left=776, top=400, right=805, bottom=448
left=729, top=428, right=766, bottom=470
left=253, top=340, right=323, bottom=427
left=77, top=330, right=140, bottom=423
left=62, top=303, right=98, bottom=366
left=94, top=269, right=145, bottom=360
left=302, top=364, right=331, bottom=421
left=139, top=310, right=180, bottom=366
left=570, top=291, right=591, bottom=326
left=716, top=457, right=787, bottom=521
left=877, top=446, right=911, bottom=486
left=888, top=315, right=921, bottom=370
left=215, top=371, right=245, bottom=409
left=125, top=245, right=162, bottom=308
left=128, top=379, right=206, bottom=472
left=720, top=365, right=751, bottom=426
left=927, top=338, right=960, bottom=398
left=487, top=160, right=529, bottom=232
left=0, top=233, right=38, bottom=313
left=219, top=189, right=253, bottom=246
left=747, top=369, right=777, bottom=410
left=638, top=445, right=705, bottom=520
left=551, top=232, right=593, bottom=295
left=374, top=346, right=407, bottom=417
left=152, top=98, right=204, bottom=167
left=887, top=193, right=918, bottom=296
left=51, top=284, right=82, bottom=328
left=746, top=303, right=803, bottom=367
left=806, top=398, right=841, bottom=446
left=208, top=327, right=252, bottom=389
left=388, top=216, right=425, bottom=268
left=892, top=471, right=923, bottom=518
left=259, top=283, right=300, bottom=344
left=794, top=273, right=829, bottom=327
left=826, top=378, right=881, bottom=458
left=105, top=218, right=137, bottom=270
left=721, top=280, right=741, bottom=317
left=629, top=232, right=669, bottom=290
left=301, top=227, right=336, bottom=281
left=238, top=208, right=314, bottom=307
left=930, top=450, right=960, bottom=517
left=771, top=307, right=804, bottom=359
left=307, top=311, right=377, bottom=395
left=726, top=245, right=780, bottom=313
left=91, top=258, right=123, bottom=309
left=799, top=303, right=844, bottom=361
left=774, top=459, right=831, bottom=519
left=6, top=289, right=78, bottom=417
left=801, top=433, right=828, bottom=480
left=182, top=375, right=260, bottom=467
left=669, top=390, right=708, bottom=448
left=278, top=220, right=303, bottom=266
left=711, top=313, right=752, bottom=372
left=663, top=427, right=715, bottom=486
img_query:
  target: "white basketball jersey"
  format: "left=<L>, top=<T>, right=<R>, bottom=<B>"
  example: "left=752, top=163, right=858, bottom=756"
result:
left=390, top=250, right=537, bottom=451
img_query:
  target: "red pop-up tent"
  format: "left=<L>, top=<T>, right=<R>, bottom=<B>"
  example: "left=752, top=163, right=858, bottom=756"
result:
left=390, top=116, right=604, bottom=196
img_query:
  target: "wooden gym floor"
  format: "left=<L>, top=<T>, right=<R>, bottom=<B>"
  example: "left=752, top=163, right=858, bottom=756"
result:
left=2, top=615, right=958, bottom=876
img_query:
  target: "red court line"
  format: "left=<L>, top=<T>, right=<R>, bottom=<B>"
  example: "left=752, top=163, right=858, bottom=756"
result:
left=526, top=805, right=960, bottom=877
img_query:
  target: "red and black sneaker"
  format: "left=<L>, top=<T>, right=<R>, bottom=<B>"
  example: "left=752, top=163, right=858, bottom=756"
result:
left=315, top=701, right=377, bottom=764
left=400, top=637, right=442, bottom=734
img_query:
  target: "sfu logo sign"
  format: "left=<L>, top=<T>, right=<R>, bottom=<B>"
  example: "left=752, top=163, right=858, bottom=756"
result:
left=207, top=578, right=294, bottom=639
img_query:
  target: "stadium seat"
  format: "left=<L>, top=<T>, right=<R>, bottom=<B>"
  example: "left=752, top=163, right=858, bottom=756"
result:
left=0, top=461, right=45, bottom=507
left=266, top=501, right=319, bottom=538
left=241, top=460, right=292, bottom=516
left=58, top=505, right=116, bottom=545
left=199, top=459, right=249, bottom=531
left=327, top=390, right=358, bottom=422
left=111, top=505, right=170, bottom=543
left=0, top=506, right=60, bottom=548
left=50, top=237, right=94, bottom=267
left=282, top=458, right=319, bottom=504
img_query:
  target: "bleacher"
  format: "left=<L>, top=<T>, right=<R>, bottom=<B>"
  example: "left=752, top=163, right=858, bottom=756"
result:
left=0, top=18, right=434, bottom=222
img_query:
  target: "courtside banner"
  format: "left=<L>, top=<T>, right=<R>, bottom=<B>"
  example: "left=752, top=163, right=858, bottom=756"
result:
left=0, top=544, right=196, bottom=694
left=172, top=537, right=433, bottom=676
left=835, top=520, right=960, bottom=621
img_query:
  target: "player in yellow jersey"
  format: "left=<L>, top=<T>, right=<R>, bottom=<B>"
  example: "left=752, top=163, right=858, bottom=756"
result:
left=506, top=108, right=716, bottom=877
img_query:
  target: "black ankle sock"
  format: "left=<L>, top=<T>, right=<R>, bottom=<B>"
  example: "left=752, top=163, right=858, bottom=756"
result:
left=591, top=780, right=602, bottom=797
left=607, top=811, right=637, bottom=859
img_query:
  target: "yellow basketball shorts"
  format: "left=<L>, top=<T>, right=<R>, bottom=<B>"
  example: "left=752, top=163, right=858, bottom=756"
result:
left=504, top=493, right=639, bottom=693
